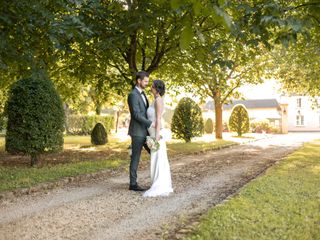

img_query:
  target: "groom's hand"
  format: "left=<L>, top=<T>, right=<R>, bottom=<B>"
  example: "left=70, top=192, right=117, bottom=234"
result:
left=150, top=122, right=156, bottom=128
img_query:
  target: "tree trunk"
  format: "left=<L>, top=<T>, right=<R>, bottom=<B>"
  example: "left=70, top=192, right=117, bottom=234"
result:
left=115, top=111, right=120, bottom=133
left=130, top=73, right=136, bottom=89
left=213, top=94, right=223, bottom=139
left=31, top=154, right=39, bottom=167
left=95, top=103, right=101, bottom=115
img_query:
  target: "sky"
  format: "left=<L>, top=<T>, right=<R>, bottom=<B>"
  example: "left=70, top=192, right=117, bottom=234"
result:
left=238, top=79, right=281, bottom=100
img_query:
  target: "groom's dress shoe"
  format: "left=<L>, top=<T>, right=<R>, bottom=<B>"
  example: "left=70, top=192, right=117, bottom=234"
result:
left=129, top=185, right=146, bottom=191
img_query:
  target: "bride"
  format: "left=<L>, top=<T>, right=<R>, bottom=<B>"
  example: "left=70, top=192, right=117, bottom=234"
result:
left=143, top=80, right=173, bottom=197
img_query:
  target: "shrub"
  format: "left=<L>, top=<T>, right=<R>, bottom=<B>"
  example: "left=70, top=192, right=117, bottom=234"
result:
left=171, top=97, right=204, bottom=142
left=251, top=120, right=280, bottom=133
left=251, top=120, right=271, bottom=133
left=223, top=121, right=229, bottom=132
left=65, top=115, right=114, bottom=135
left=228, top=104, right=250, bottom=136
left=204, top=118, right=214, bottom=134
left=5, top=76, right=64, bottom=166
left=91, top=123, right=108, bottom=145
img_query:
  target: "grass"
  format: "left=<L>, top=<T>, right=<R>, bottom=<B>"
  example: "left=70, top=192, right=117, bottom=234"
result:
left=185, top=140, right=320, bottom=240
left=167, top=139, right=235, bottom=156
left=0, top=135, right=235, bottom=192
left=62, top=136, right=235, bottom=155
left=0, top=159, right=124, bottom=192
left=64, top=135, right=131, bottom=150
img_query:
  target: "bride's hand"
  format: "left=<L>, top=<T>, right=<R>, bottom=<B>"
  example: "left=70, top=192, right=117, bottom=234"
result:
left=156, top=135, right=161, bottom=141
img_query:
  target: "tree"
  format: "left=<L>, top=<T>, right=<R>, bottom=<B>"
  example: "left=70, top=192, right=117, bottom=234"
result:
left=5, top=73, right=64, bottom=166
left=0, top=0, right=91, bottom=81
left=228, top=104, right=250, bottom=137
left=172, top=30, right=265, bottom=139
left=266, top=2, right=320, bottom=97
left=168, top=0, right=316, bottom=139
left=74, top=0, right=233, bottom=92
left=171, top=97, right=204, bottom=142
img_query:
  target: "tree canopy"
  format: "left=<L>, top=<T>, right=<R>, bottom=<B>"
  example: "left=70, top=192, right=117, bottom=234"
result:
left=0, top=0, right=319, bottom=120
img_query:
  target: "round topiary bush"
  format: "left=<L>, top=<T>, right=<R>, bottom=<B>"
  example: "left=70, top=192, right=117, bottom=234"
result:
left=171, top=97, right=204, bottom=142
left=204, top=118, right=214, bottom=134
left=228, top=104, right=250, bottom=136
left=5, top=76, right=64, bottom=166
left=91, top=123, right=108, bottom=145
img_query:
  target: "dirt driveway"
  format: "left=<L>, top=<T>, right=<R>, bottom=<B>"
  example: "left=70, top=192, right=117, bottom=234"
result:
left=0, top=133, right=319, bottom=240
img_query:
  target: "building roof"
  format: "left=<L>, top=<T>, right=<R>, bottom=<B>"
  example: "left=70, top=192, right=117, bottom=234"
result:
left=204, top=99, right=280, bottom=110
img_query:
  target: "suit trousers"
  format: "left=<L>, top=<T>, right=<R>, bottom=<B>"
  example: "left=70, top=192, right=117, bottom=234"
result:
left=130, top=136, right=151, bottom=186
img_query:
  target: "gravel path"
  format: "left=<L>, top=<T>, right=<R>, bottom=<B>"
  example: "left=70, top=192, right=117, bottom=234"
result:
left=0, top=133, right=319, bottom=240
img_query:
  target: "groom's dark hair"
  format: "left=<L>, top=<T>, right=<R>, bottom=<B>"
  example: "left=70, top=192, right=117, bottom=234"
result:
left=135, top=71, right=149, bottom=82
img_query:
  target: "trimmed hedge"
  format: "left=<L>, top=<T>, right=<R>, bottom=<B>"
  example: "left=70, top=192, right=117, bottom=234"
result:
left=204, top=118, right=214, bottom=134
left=91, top=123, right=108, bottom=145
left=171, top=97, right=204, bottom=142
left=5, top=76, right=64, bottom=166
left=66, top=115, right=114, bottom=135
left=228, top=104, right=250, bottom=136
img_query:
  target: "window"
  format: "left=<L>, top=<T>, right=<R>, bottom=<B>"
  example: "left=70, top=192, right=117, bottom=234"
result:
left=296, top=115, right=304, bottom=126
left=297, top=98, right=302, bottom=108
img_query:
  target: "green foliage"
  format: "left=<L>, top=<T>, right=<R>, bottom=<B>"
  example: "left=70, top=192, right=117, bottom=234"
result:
left=268, top=29, right=320, bottom=97
left=66, top=115, right=114, bottom=135
left=1, top=0, right=318, bottom=119
left=171, top=98, right=204, bottom=142
left=5, top=76, right=64, bottom=165
left=223, top=121, right=229, bottom=132
left=250, top=120, right=271, bottom=133
left=204, top=118, right=214, bottom=134
left=250, top=120, right=280, bottom=134
left=91, top=123, right=108, bottom=145
left=228, top=105, right=249, bottom=136
left=0, top=114, right=6, bottom=132
left=0, top=1, right=91, bottom=81
left=186, top=140, right=320, bottom=240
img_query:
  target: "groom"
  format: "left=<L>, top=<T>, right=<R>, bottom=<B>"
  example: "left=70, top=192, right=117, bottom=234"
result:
left=127, top=71, right=154, bottom=191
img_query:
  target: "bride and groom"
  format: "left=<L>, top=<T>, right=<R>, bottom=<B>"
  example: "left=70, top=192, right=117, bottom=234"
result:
left=127, top=71, right=173, bottom=197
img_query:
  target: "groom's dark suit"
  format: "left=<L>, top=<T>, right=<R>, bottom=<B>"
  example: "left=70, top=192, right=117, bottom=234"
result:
left=127, top=87, right=152, bottom=187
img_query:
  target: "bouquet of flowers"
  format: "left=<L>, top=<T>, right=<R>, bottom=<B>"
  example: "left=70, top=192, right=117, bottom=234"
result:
left=146, top=136, right=160, bottom=152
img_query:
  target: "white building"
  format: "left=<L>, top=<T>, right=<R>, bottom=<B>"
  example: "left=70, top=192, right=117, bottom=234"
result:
left=203, top=99, right=283, bottom=127
left=280, top=95, right=320, bottom=131
left=204, top=96, right=320, bottom=132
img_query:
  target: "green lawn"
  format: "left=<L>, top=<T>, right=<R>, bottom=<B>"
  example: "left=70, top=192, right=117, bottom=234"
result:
left=0, top=136, right=235, bottom=192
left=0, top=159, right=123, bottom=192
left=167, top=140, right=235, bottom=156
left=185, top=140, right=320, bottom=240
left=62, top=136, right=235, bottom=156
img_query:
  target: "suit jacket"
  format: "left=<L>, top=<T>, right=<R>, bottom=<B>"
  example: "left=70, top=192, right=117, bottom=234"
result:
left=127, top=87, right=152, bottom=137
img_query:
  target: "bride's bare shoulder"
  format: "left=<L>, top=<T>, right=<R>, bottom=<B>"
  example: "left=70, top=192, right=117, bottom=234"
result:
left=155, top=96, right=164, bottom=105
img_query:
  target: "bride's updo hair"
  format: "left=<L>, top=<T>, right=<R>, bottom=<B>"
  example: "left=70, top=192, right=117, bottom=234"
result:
left=152, top=80, right=165, bottom=96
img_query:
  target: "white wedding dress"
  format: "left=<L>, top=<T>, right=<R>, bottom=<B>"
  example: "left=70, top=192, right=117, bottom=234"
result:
left=143, top=101, right=173, bottom=197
